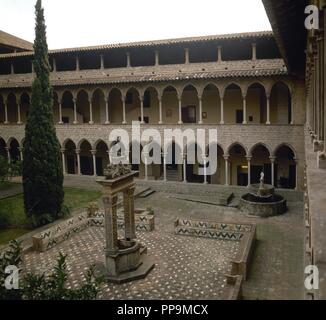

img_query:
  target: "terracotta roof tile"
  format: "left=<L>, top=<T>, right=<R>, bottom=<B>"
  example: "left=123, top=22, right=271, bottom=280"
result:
left=0, top=59, right=287, bottom=89
left=0, top=30, right=33, bottom=52
left=0, top=31, right=273, bottom=58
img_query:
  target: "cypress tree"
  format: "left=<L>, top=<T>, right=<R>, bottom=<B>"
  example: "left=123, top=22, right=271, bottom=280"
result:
left=23, top=0, right=64, bottom=225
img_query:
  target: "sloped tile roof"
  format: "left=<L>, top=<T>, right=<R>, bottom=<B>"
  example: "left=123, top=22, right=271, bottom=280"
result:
left=0, top=30, right=33, bottom=52
left=0, top=59, right=287, bottom=89
left=0, top=31, right=274, bottom=58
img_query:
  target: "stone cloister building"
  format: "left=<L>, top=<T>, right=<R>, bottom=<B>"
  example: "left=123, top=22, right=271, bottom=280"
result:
left=0, top=30, right=306, bottom=190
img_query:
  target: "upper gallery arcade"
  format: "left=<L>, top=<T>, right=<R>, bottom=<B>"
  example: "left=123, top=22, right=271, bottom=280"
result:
left=0, top=31, right=306, bottom=190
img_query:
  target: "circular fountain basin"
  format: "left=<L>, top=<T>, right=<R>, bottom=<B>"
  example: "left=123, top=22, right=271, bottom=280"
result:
left=240, top=184, right=287, bottom=217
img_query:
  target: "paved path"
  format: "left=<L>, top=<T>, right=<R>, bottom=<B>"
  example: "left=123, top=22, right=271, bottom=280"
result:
left=0, top=184, right=23, bottom=200
left=20, top=190, right=304, bottom=300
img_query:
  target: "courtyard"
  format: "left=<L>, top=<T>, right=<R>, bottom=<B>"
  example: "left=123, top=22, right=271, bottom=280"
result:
left=20, top=185, right=304, bottom=300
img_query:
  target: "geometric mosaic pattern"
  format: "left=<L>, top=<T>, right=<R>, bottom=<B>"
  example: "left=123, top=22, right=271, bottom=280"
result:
left=175, top=219, right=253, bottom=242
left=24, top=225, right=240, bottom=300
left=33, top=210, right=155, bottom=252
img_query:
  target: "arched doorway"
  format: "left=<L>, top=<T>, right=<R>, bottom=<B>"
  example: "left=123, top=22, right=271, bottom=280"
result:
left=202, top=84, right=220, bottom=124
left=79, top=140, right=93, bottom=176
left=270, top=82, right=292, bottom=124
left=250, top=144, right=271, bottom=184
left=94, top=140, right=109, bottom=176
left=246, top=83, right=267, bottom=124
left=125, top=88, right=141, bottom=123
left=186, top=143, right=204, bottom=183
left=165, top=141, right=182, bottom=181
left=224, top=84, right=243, bottom=124
left=8, top=138, right=20, bottom=163
left=143, top=87, right=159, bottom=124
left=20, top=92, right=30, bottom=123
left=206, top=144, right=224, bottom=184
left=92, top=89, right=106, bottom=124
left=162, top=86, right=178, bottom=125
left=64, top=140, right=77, bottom=174
left=228, top=143, right=247, bottom=186
left=181, top=85, right=198, bottom=124
left=275, top=145, right=296, bottom=189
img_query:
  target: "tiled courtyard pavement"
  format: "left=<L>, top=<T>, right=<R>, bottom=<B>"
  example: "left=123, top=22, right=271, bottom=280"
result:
left=22, top=190, right=304, bottom=300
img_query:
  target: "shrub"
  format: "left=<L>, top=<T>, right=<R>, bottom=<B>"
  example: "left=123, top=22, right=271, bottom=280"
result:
left=0, top=241, right=105, bottom=300
left=0, top=156, right=10, bottom=182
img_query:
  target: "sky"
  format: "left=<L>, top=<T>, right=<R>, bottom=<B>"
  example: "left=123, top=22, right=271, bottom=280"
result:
left=0, top=0, right=272, bottom=49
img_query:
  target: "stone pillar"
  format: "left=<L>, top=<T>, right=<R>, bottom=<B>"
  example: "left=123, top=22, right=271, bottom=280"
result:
left=294, top=159, right=299, bottom=191
left=89, top=99, right=94, bottom=124
left=17, top=102, right=22, bottom=125
left=76, top=149, right=81, bottom=175
left=122, top=97, right=127, bottom=124
left=144, top=152, right=148, bottom=181
left=270, top=157, right=276, bottom=186
left=91, top=150, right=97, bottom=177
left=100, top=54, right=104, bottom=70
left=4, top=101, right=9, bottom=124
left=252, top=43, right=257, bottom=61
left=178, top=97, right=183, bottom=124
left=61, top=149, right=66, bottom=175
left=53, top=57, right=57, bottom=72
left=183, top=154, right=187, bottom=183
left=140, top=98, right=145, bottom=124
left=185, top=48, right=190, bottom=64
left=163, top=153, right=167, bottom=182
left=73, top=98, right=78, bottom=124
left=242, top=94, right=247, bottom=124
left=155, top=50, right=159, bottom=66
left=246, top=157, right=252, bottom=187
left=220, top=96, right=224, bottom=124
left=290, top=92, right=294, bottom=125
left=76, top=56, right=80, bottom=71
left=103, top=195, right=119, bottom=254
left=18, top=147, right=23, bottom=161
left=11, top=63, right=14, bottom=75
left=58, top=99, right=63, bottom=124
left=123, top=187, right=136, bottom=241
left=203, top=155, right=208, bottom=185
left=158, top=97, right=163, bottom=124
left=126, top=52, right=131, bottom=67
left=266, top=94, right=271, bottom=125
left=224, top=155, right=229, bottom=186
left=31, top=62, right=35, bottom=74
left=324, top=8, right=326, bottom=156
left=198, top=95, right=203, bottom=124
left=105, top=98, right=110, bottom=124
left=5, top=147, right=10, bottom=164
left=217, top=46, right=222, bottom=62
